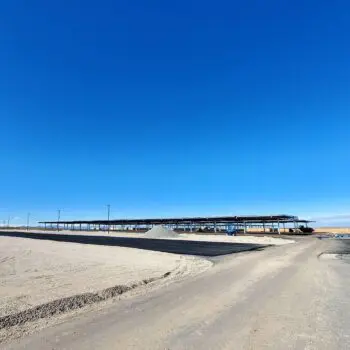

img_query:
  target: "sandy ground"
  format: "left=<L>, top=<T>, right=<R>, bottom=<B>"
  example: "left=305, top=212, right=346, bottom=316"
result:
left=0, top=229, right=293, bottom=342
left=0, top=236, right=210, bottom=319
left=315, top=227, right=350, bottom=233
left=5, top=237, right=350, bottom=350
left=168, top=233, right=294, bottom=245
left=14, top=229, right=295, bottom=245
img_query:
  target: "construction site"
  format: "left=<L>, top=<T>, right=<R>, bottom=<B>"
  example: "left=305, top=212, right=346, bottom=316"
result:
left=0, top=213, right=320, bottom=346
left=39, top=214, right=313, bottom=234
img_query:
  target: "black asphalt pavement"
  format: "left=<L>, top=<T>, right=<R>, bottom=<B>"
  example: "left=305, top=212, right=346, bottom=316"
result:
left=0, top=231, right=267, bottom=257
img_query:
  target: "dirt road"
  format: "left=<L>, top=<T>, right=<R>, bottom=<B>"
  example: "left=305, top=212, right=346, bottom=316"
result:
left=4, top=237, right=350, bottom=350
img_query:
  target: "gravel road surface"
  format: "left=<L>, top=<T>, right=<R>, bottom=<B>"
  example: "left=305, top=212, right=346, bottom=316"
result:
left=4, top=237, right=350, bottom=350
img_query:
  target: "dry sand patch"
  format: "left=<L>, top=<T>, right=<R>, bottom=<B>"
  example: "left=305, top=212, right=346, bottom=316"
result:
left=0, top=236, right=210, bottom=319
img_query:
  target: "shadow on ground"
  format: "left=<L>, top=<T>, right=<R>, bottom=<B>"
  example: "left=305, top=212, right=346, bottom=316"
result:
left=0, top=231, right=267, bottom=257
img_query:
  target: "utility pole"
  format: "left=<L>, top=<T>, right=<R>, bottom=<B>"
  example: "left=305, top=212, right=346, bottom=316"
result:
left=7, top=216, right=10, bottom=228
left=27, top=212, right=30, bottom=231
left=107, top=204, right=110, bottom=234
left=57, top=209, right=61, bottom=232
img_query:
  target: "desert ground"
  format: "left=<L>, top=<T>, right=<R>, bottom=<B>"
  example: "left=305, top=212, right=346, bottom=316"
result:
left=0, top=228, right=293, bottom=341
left=314, top=227, right=350, bottom=233
left=0, top=234, right=211, bottom=318
left=1, top=230, right=350, bottom=349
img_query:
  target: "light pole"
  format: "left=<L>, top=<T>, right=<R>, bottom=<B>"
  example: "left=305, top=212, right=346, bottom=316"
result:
left=7, top=216, right=11, bottom=228
left=27, top=212, right=30, bottom=231
left=107, top=204, right=110, bottom=234
left=57, top=209, right=61, bottom=232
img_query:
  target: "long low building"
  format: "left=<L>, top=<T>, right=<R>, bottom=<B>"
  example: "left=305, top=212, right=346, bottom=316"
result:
left=39, top=214, right=312, bottom=233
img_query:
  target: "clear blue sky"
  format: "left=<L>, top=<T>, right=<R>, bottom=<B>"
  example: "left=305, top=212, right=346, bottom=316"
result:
left=1, top=1, right=350, bottom=225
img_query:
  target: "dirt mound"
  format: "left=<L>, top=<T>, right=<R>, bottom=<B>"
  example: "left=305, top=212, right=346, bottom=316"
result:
left=144, top=225, right=179, bottom=239
left=0, top=273, right=170, bottom=330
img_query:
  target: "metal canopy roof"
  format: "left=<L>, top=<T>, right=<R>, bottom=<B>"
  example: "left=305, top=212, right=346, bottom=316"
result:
left=39, top=214, right=312, bottom=225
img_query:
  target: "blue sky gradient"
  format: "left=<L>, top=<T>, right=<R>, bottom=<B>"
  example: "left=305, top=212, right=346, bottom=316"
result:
left=1, top=1, right=350, bottom=225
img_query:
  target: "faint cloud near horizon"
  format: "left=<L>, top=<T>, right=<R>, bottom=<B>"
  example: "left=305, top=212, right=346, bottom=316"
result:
left=309, top=214, right=350, bottom=227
